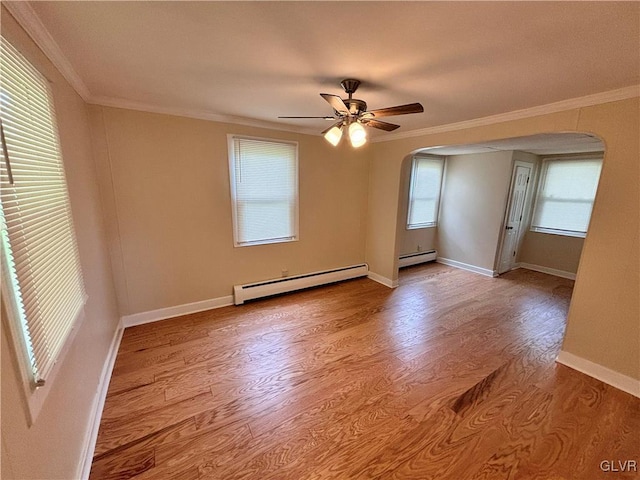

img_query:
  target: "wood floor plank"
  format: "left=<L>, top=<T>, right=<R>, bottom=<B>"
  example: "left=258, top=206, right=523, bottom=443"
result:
left=142, top=422, right=253, bottom=479
left=89, top=446, right=154, bottom=480
left=91, top=264, right=639, bottom=479
left=90, top=418, right=197, bottom=479
left=94, top=392, right=213, bottom=457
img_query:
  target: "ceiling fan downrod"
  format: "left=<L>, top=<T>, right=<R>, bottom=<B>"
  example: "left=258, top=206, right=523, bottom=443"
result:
left=340, top=78, right=360, bottom=99
left=339, top=79, right=366, bottom=116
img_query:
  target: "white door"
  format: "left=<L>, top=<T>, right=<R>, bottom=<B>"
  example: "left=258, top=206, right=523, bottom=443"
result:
left=498, top=163, right=532, bottom=274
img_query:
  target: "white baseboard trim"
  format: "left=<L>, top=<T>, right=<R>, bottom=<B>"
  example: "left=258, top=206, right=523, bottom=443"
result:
left=556, top=350, right=639, bottom=398
left=367, top=271, right=399, bottom=288
left=121, top=295, right=234, bottom=328
left=436, top=257, right=498, bottom=278
left=517, top=263, right=576, bottom=280
left=78, top=323, right=124, bottom=479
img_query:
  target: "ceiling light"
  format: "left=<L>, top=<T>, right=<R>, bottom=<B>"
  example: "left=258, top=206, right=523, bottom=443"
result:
left=348, top=121, right=367, bottom=148
left=324, top=125, right=343, bottom=146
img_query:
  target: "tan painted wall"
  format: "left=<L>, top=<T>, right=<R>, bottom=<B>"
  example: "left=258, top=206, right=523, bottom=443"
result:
left=437, top=151, right=513, bottom=271
left=366, top=98, right=639, bottom=380
left=396, top=156, right=438, bottom=256
left=561, top=99, right=639, bottom=379
left=1, top=9, right=120, bottom=480
left=518, top=232, right=584, bottom=274
left=89, top=106, right=370, bottom=315
left=398, top=226, right=438, bottom=258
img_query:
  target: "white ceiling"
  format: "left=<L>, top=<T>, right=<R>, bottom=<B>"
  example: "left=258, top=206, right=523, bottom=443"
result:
left=20, top=2, right=640, bottom=138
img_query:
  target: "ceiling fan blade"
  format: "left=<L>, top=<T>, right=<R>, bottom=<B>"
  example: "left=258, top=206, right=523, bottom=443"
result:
left=279, top=116, right=336, bottom=120
left=321, top=120, right=344, bottom=135
left=320, top=94, right=349, bottom=115
left=363, top=119, right=400, bottom=131
left=368, top=102, right=424, bottom=118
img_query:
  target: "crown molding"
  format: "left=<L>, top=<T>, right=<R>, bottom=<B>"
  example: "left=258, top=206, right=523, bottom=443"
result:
left=90, top=95, right=318, bottom=136
left=4, top=1, right=92, bottom=101
left=91, top=85, right=640, bottom=142
left=373, top=85, right=640, bottom=143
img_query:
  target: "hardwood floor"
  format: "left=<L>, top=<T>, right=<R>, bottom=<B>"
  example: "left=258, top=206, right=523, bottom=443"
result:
left=91, top=264, right=639, bottom=479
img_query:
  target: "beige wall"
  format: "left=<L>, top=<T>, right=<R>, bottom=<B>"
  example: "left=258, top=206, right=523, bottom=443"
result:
left=398, top=227, right=438, bottom=257
left=518, top=232, right=584, bottom=274
left=1, top=9, right=120, bottom=480
left=561, top=99, right=639, bottom=379
left=366, top=99, right=639, bottom=380
left=89, top=106, right=370, bottom=315
left=437, top=150, right=513, bottom=271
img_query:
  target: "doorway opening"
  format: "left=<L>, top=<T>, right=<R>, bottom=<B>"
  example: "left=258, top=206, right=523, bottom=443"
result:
left=395, top=132, right=605, bottom=281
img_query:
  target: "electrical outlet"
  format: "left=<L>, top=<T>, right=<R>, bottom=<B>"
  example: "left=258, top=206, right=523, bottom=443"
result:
left=281, top=269, right=289, bottom=277
left=417, top=245, right=422, bottom=252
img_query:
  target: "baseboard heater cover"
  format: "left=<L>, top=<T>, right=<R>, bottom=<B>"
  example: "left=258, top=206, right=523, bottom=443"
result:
left=233, top=263, right=368, bottom=305
left=398, top=250, right=437, bottom=268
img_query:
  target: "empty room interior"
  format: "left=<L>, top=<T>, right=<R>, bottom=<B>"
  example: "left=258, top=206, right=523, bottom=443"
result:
left=1, top=2, right=639, bottom=479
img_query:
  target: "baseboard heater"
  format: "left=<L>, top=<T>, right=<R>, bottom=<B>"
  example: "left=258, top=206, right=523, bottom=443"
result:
left=398, top=250, right=437, bottom=268
left=233, top=263, right=368, bottom=305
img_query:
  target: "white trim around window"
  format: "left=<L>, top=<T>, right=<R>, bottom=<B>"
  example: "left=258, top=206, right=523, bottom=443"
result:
left=406, top=154, right=445, bottom=229
left=228, top=135, right=299, bottom=247
left=1, top=36, right=87, bottom=424
left=530, top=155, right=603, bottom=238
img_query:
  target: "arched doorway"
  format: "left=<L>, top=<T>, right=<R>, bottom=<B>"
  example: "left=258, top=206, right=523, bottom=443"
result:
left=364, top=98, right=638, bottom=395
left=394, top=132, right=605, bottom=282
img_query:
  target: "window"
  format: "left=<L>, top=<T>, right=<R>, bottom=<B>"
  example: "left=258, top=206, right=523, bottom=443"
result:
left=0, top=36, right=86, bottom=415
left=530, top=156, right=603, bottom=237
left=228, top=136, right=298, bottom=246
left=407, top=154, right=444, bottom=229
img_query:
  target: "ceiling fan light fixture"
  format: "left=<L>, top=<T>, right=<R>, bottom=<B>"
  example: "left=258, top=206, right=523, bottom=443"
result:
left=324, top=125, right=343, bottom=146
left=348, top=121, right=367, bottom=148
left=282, top=79, right=423, bottom=144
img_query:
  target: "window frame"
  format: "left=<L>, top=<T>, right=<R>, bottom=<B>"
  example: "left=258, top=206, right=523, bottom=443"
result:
left=529, top=154, right=603, bottom=239
left=227, top=134, right=299, bottom=247
left=406, top=154, right=445, bottom=230
left=0, top=36, right=87, bottom=424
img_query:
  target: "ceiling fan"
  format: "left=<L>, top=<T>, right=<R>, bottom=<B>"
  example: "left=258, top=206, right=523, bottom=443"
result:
left=279, top=79, right=424, bottom=147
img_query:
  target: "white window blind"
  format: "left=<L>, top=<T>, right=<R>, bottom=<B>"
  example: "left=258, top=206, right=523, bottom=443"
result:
left=407, top=155, right=444, bottom=229
left=228, top=136, right=298, bottom=246
left=530, top=157, right=602, bottom=237
left=0, top=37, right=86, bottom=387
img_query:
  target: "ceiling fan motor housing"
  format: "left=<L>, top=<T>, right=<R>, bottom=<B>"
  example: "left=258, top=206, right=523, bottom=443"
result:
left=340, top=78, right=361, bottom=95
left=339, top=79, right=367, bottom=115
left=343, top=98, right=367, bottom=116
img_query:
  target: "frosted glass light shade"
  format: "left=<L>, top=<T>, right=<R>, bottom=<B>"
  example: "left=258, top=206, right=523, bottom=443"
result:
left=348, top=121, right=367, bottom=148
left=324, top=125, right=343, bottom=146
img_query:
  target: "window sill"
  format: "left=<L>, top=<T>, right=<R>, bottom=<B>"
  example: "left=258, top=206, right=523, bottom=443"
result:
left=530, top=228, right=586, bottom=239
left=406, top=224, right=437, bottom=230
left=234, top=237, right=298, bottom=248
